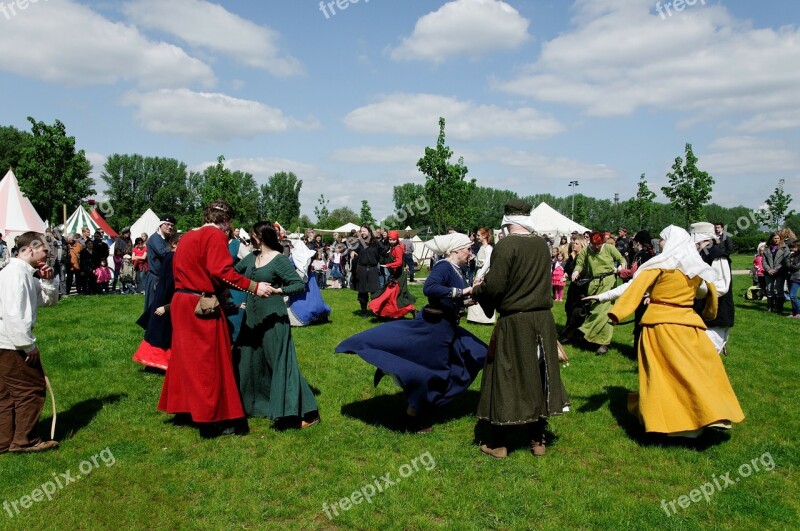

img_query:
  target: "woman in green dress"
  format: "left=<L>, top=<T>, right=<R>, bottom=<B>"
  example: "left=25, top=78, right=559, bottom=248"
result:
left=234, top=221, right=320, bottom=429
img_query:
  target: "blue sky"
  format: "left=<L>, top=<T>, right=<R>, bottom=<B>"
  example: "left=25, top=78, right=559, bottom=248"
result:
left=1, top=0, right=798, bottom=221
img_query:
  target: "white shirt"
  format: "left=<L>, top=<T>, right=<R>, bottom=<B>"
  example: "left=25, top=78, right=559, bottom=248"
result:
left=0, top=258, right=58, bottom=353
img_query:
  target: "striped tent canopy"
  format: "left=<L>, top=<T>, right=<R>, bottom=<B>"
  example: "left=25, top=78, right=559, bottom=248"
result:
left=63, top=205, right=101, bottom=237
left=0, top=169, right=47, bottom=241
left=89, top=207, right=118, bottom=238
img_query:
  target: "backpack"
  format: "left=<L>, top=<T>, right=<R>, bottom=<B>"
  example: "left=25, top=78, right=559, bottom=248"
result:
left=120, top=261, right=135, bottom=282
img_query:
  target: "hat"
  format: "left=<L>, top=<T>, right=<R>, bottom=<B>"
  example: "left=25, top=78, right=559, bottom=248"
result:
left=425, top=233, right=471, bottom=256
left=633, top=230, right=652, bottom=246
left=388, top=230, right=400, bottom=239
left=122, top=227, right=131, bottom=233
left=160, top=215, right=177, bottom=225
left=690, top=222, right=715, bottom=244
left=504, top=199, right=532, bottom=216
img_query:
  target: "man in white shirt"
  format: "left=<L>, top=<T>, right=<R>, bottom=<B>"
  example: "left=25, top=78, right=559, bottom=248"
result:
left=0, top=232, right=59, bottom=453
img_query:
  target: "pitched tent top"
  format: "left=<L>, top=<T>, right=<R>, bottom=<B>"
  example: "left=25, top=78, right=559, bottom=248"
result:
left=528, top=202, right=591, bottom=237
left=0, top=169, right=47, bottom=241
left=130, top=208, right=162, bottom=240
left=63, top=205, right=101, bottom=237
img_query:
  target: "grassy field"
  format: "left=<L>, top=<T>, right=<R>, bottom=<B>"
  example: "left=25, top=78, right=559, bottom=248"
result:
left=1, top=276, right=797, bottom=529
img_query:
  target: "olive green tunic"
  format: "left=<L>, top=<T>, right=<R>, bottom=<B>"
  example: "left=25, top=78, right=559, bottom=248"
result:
left=234, top=253, right=318, bottom=419
left=573, top=243, right=625, bottom=345
left=472, top=233, right=570, bottom=425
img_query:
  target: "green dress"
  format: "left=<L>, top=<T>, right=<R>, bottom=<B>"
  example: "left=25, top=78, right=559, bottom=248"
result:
left=573, top=243, right=625, bottom=345
left=472, top=234, right=570, bottom=425
left=234, top=253, right=318, bottom=419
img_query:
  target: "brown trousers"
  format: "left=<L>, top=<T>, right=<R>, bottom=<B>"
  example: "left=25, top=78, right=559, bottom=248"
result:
left=0, top=349, right=46, bottom=452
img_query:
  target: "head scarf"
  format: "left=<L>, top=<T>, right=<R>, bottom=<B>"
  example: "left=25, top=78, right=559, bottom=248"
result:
left=690, top=222, right=716, bottom=244
left=425, top=233, right=471, bottom=256
left=635, top=225, right=717, bottom=283
left=387, top=230, right=400, bottom=239
left=289, top=238, right=315, bottom=274
left=632, top=230, right=652, bottom=246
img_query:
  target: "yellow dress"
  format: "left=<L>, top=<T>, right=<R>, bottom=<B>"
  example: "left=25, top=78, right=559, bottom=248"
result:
left=608, top=269, right=745, bottom=434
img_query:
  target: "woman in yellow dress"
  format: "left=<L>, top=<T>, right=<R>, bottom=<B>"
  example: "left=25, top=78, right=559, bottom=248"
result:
left=591, top=225, right=744, bottom=437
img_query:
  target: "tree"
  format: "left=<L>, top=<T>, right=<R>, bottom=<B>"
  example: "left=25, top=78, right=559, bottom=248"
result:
left=392, top=183, right=431, bottom=228
left=260, top=171, right=302, bottom=227
left=624, top=174, right=657, bottom=229
left=314, top=194, right=330, bottom=227
left=661, top=143, right=714, bottom=229
left=0, top=125, right=32, bottom=173
left=16, top=117, right=94, bottom=223
left=296, top=214, right=313, bottom=233
left=417, top=117, right=475, bottom=233
left=466, top=186, right=518, bottom=230
left=327, top=206, right=359, bottom=230
left=359, top=200, right=376, bottom=227
left=759, top=179, right=795, bottom=231
left=187, top=155, right=260, bottom=229
left=101, top=154, right=193, bottom=230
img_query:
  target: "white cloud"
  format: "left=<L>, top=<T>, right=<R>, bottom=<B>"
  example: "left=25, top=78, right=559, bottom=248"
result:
left=703, top=136, right=800, bottom=176
left=737, top=109, right=800, bottom=133
left=123, top=89, right=320, bottom=141
left=481, top=147, right=619, bottom=181
left=496, top=0, right=800, bottom=122
left=390, top=0, right=530, bottom=62
left=123, top=0, right=303, bottom=77
left=0, top=0, right=214, bottom=88
left=331, top=145, right=423, bottom=165
left=344, top=94, right=565, bottom=140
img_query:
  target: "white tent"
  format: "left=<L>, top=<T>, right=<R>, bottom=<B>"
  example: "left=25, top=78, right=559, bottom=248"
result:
left=0, top=169, right=47, bottom=242
left=528, top=202, right=590, bottom=238
left=333, top=222, right=360, bottom=234
left=404, top=227, right=432, bottom=267
left=130, top=208, right=161, bottom=240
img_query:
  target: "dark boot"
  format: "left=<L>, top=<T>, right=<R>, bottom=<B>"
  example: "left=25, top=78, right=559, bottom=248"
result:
left=766, top=297, right=774, bottom=312
left=480, top=426, right=508, bottom=458
left=530, top=419, right=547, bottom=457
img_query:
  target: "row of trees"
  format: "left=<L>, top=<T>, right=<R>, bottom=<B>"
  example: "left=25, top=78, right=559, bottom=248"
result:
left=2, top=117, right=796, bottom=240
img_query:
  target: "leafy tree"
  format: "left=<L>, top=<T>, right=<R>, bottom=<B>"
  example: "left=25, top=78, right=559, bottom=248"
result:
left=327, top=206, right=359, bottom=230
left=0, top=125, right=32, bottom=173
left=623, top=174, right=657, bottom=230
left=759, top=178, right=795, bottom=231
left=314, top=194, right=330, bottom=227
left=392, top=183, right=431, bottom=228
left=359, top=200, right=376, bottom=228
left=101, top=154, right=193, bottom=230
left=417, top=117, right=475, bottom=233
left=661, top=143, right=714, bottom=229
left=467, top=186, right=518, bottom=230
left=187, top=155, right=259, bottom=229
left=260, top=171, right=302, bottom=227
left=296, top=214, right=313, bottom=233
left=16, top=117, right=93, bottom=223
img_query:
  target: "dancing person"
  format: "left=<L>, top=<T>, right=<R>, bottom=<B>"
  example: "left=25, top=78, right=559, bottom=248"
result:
left=401, top=231, right=416, bottom=282
left=158, top=200, right=270, bottom=438
left=351, top=224, right=383, bottom=319
left=286, top=237, right=331, bottom=327
left=605, top=226, right=744, bottom=438
left=763, top=232, right=790, bottom=314
left=570, top=231, right=625, bottom=355
left=335, top=233, right=487, bottom=433
left=144, top=215, right=176, bottom=310
left=691, top=222, right=734, bottom=355
left=467, top=228, right=496, bottom=325
left=561, top=236, right=587, bottom=340
left=471, top=200, right=570, bottom=458
left=368, top=230, right=415, bottom=319
left=0, top=232, right=59, bottom=453
left=133, top=233, right=181, bottom=371
left=234, top=222, right=320, bottom=429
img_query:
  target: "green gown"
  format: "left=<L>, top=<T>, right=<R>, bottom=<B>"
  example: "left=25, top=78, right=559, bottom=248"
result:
left=234, top=253, right=318, bottom=419
left=573, top=243, right=625, bottom=345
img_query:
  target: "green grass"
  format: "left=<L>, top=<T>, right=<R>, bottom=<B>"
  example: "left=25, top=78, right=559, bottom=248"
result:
left=1, top=276, right=797, bottom=529
left=729, top=253, right=755, bottom=271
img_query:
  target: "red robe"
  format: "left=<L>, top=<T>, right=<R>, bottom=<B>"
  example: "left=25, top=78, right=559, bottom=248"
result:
left=157, top=227, right=254, bottom=423
left=369, top=243, right=415, bottom=318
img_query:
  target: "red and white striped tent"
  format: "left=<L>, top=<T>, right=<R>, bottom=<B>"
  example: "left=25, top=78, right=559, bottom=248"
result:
left=0, top=169, right=47, bottom=241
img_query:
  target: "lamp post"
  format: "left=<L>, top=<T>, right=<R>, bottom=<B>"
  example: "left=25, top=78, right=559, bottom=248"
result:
left=569, top=180, right=579, bottom=217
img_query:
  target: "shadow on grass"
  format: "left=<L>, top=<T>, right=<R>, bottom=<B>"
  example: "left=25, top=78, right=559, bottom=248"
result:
left=340, top=390, right=481, bottom=433
left=602, top=385, right=731, bottom=450
left=38, top=393, right=127, bottom=441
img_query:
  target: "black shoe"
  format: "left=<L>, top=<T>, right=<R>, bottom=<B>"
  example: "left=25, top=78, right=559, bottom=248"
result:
left=406, top=414, right=432, bottom=434
left=373, top=368, right=385, bottom=387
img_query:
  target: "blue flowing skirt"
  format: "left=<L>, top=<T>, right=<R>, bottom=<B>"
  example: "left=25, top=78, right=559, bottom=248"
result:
left=335, top=309, right=487, bottom=412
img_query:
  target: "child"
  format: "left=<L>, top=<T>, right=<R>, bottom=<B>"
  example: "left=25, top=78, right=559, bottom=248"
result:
left=94, top=259, right=112, bottom=294
left=753, top=243, right=766, bottom=300
left=120, top=254, right=136, bottom=294
left=329, top=244, right=344, bottom=289
left=311, top=249, right=327, bottom=290
left=552, top=252, right=566, bottom=302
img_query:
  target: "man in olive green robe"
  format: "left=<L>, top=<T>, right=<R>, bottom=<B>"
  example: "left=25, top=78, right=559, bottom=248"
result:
left=570, top=232, right=625, bottom=355
left=472, top=200, right=570, bottom=458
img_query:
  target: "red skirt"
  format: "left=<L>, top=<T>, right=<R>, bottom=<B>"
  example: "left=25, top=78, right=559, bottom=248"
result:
left=369, top=282, right=414, bottom=319
left=157, top=293, right=244, bottom=422
left=132, top=340, right=170, bottom=371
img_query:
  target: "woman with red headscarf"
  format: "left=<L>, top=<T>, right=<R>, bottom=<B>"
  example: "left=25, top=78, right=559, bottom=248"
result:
left=368, top=230, right=415, bottom=319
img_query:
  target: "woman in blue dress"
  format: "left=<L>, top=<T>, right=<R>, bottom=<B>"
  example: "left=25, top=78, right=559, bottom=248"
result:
left=335, top=233, right=487, bottom=433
